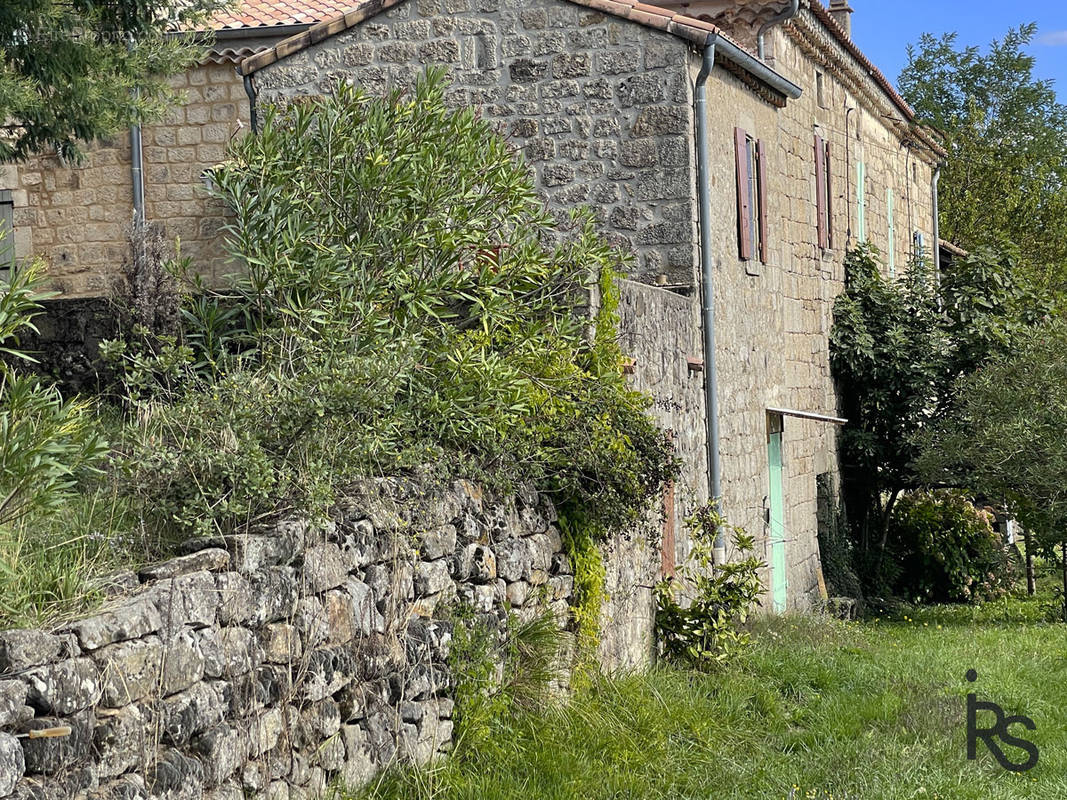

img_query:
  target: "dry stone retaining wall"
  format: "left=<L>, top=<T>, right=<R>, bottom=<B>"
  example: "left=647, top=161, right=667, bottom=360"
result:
left=0, top=478, right=572, bottom=799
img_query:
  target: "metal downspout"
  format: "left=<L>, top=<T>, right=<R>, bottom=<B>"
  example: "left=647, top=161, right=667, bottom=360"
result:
left=128, top=36, right=144, bottom=227
left=130, top=119, right=144, bottom=227
left=694, top=43, right=726, bottom=564
left=932, top=166, right=941, bottom=274
left=758, top=0, right=800, bottom=61
left=244, top=73, right=259, bottom=134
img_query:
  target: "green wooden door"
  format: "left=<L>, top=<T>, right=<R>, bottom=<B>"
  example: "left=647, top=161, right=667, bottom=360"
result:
left=768, top=415, right=787, bottom=613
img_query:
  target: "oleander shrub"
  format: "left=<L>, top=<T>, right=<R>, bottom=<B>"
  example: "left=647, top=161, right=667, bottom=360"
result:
left=107, top=70, right=675, bottom=542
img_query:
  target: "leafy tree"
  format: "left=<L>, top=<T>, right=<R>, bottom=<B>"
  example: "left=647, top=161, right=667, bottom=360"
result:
left=898, top=24, right=1067, bottom=286
left=830, top=244, right=1046, bottom=592
left=916, top=320, right=1067, bottom=617
left=0, top=0, right=224, bottom=161
left=830, top=246, right=948, bottom=577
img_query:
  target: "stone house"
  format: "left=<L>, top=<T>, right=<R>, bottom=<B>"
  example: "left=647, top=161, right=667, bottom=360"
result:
left=236, top=0, right=944, bottom=642
left=0, top=1, right=355, bottom=296
left=5, top=0, right=943, bottom=658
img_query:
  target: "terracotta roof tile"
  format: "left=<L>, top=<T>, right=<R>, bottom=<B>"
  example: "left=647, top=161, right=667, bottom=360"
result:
left=212, top=0, right=357, bottom=30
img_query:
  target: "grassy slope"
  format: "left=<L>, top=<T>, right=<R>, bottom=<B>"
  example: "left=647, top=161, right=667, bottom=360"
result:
left=354, top=595, right=1067, bottom=800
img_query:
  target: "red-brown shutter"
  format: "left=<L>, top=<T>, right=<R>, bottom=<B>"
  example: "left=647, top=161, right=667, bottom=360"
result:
left=734, top=127, right=752, bottom=260
left=757, top=138, right=769, bottom=264
left=824, top=141, right=833, bottom=249
left=815, top=133, right=827, bottom=249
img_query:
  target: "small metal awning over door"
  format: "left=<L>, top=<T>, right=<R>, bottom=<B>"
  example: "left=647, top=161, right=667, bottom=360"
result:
left=766, top=407, right=847, bottom=426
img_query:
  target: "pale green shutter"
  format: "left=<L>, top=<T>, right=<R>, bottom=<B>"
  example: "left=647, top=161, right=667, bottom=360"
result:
left=887, top=188, right=895, bottom=276
left=856, top=161, right=866, bottom=242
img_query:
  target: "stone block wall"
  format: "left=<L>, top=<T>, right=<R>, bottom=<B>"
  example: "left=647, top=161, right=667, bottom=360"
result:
left=0, top=478, right=572, bottom=799
left=4, top=61, right=248, bottom=297
left=251, top=0, right=699, bottom=287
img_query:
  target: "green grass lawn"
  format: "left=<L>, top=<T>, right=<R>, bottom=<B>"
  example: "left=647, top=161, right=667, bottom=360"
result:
left=353, top=593, right=1067, bottom=800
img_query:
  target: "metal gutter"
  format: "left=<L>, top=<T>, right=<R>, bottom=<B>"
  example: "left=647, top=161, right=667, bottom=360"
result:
left=757, top=0, right=800, bottom=61
left=713, top=33, right=802, bottom=100
left=213, top=23, right=313, bottom=41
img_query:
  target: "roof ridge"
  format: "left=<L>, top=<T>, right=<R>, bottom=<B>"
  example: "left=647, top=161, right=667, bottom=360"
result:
left=239, top=0, right=762, bottom=76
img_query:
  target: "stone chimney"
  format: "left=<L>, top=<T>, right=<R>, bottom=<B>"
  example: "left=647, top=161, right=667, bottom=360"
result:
left=828, top=0, right=853, bottom=38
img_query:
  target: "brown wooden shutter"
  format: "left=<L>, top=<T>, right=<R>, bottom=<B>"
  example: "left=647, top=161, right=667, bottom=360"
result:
left=815, top=134, right=827, bottom=249
left=824, top=141, right=833, bottom=249
left=756, top=138, right=769, bottom=264
left=734, top=127, right=752, bottom=260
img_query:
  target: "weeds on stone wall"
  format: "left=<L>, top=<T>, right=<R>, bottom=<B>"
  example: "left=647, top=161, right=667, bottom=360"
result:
left=447, top=608, right=569, bottom=759
left=654, top=504, right=763, bottom=668
left=558, top=511, right=605, bottom=679
left=102, top=70, right=675, bottom=551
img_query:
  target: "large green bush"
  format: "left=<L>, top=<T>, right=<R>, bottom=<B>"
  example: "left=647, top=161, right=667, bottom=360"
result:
left=887, top=490, right=1015, bottom=603
left=109, top=71, right=675, bottom=541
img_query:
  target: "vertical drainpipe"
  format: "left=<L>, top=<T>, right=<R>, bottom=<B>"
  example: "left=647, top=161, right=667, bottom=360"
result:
left=130, top=118, right=145, bottom=227
left=244, top=73, right=259, bottom=134
left=694, top=42, right=726, bottom=564
left=129, top=37, right=145, bottom=227
left=757, top=0, right=800, bottom=60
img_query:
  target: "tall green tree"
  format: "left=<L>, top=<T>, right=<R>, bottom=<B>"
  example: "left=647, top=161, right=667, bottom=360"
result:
left=898, top=24, right=1067, bottom=286
left=830, top=244, right=1048, bottom=590
left=0, top=0, right=224, bottom=161
left=916, top=319, right=1067, bottom=617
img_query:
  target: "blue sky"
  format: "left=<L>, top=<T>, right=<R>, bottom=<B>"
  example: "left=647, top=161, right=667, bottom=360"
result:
left=849, top=0, right=1067, bottom=102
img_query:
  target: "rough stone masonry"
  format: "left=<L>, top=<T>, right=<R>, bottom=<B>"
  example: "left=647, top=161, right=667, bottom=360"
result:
left=0, top=477, right=572, bottom=799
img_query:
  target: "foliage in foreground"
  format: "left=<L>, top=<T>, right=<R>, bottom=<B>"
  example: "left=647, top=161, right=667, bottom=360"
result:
left=0, top=263, right=122, bottom=628
left=830, top=244, right=1043, bottom=597
left=918, top=319, right=1067, bottom=582
left=0, top=0, right=226, bottom=161
left=0, top=263, right=107, bottom=528
left=108, top=71, right=675, bottom=541
left=349, top=600, right=1067, bottom=800
left=887, top=490, right=1016, bottom=604
left=655, top=503, right=763, bottom=667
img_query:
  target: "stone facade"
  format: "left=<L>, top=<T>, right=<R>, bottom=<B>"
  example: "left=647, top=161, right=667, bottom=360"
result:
left=0, top=479, right=573, bottom=799
left=249, top=0, right=941, bottom=613
left=7, top=0, right=944, bottom=616
left=3, top=60, right=249, bottom=297
left=250, top=0, right=698, bottom=286
left=699, top=11, right=938, bottom=609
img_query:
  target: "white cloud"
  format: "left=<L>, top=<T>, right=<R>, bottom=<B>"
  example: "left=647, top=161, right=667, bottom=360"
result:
left=1037, top=30, right=1067, bottom=46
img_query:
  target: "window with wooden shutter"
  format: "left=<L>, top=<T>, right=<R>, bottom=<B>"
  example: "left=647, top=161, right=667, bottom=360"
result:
left=823, top=141, right=833, bottom=249
left=734, top=128, right=768, bottom=268
left=756, top=139, right=768, bottom=265
left=734, top=127, right=753, bottom=261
